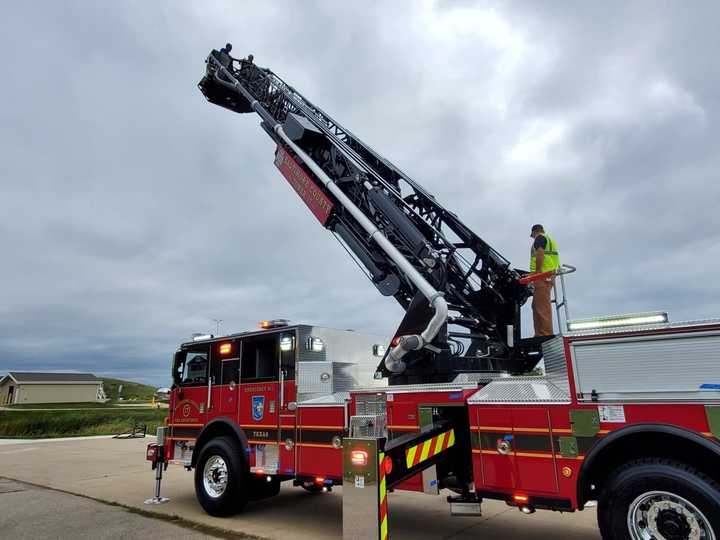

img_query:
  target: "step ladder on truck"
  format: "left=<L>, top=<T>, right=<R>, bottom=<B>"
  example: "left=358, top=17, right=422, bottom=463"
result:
left=145, top=45, right=720, bottom=540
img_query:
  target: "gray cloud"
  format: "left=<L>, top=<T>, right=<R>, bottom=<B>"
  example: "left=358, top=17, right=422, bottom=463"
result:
left=1, top=1, right=718, bottom=386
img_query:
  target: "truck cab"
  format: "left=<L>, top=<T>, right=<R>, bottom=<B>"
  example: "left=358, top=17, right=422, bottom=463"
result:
left=165, top=321, right=387, bottom=513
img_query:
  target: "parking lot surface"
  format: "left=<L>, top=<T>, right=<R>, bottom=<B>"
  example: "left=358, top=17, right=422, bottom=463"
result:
left=0, top=478, right=222, bottom=539
left=0, top=437, right=601, bottom=539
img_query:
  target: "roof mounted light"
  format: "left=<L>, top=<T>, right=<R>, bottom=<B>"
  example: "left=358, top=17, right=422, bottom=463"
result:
left=259, top=319, right=290, bottom=329
left=568, top=311, right=669, bottom=332
left=280, top=336, right=294, bottom=352
left=306, top=336, right=325, bottom=352
left=192, top=333, right=213, bottom=341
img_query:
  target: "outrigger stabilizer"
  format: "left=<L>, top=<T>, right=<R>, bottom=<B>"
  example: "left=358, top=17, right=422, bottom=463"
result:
left=144, top=427, right=170, bottom=505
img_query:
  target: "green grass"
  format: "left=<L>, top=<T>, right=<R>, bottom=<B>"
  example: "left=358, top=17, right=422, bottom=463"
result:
left=102, top=378, right=157, bottom=401
left=0, top=408, right=168, bottom=438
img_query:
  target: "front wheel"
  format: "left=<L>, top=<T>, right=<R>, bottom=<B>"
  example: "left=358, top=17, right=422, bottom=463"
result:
left=194, top=436, right=248, bottom=516
left=598, top=458, right=720, bottom=540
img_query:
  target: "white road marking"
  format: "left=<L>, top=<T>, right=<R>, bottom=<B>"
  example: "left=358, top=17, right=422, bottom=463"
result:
left=0, top=435, right=128, bottom=445
left=0, top=447, right=39, bottom=454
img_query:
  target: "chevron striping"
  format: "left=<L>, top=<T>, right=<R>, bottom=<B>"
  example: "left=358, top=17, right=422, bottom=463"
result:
left=419, top=439, right=432, bottom=463
left=404, top=429, right=456, bottom=470
left=433, top=432, right=446, bottom=455
left=405, top=445, right=418, bottom=468
left=379, top=452, right=389, bottom=540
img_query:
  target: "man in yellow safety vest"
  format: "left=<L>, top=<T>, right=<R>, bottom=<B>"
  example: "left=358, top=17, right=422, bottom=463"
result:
left=529, top=224, right=560, bottom=336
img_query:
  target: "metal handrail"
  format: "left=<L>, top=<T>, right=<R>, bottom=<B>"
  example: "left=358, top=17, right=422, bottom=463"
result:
left=518, top=264, right=576, bottom=285
left=518, top=264, right=577, bottom=335
left=554, top=265, right=576, bottom=334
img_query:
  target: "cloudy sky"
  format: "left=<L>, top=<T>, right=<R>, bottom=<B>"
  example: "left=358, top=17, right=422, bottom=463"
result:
left=1, top=1, right=718, bottom=387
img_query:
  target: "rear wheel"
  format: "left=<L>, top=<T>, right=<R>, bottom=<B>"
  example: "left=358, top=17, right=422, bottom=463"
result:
left=598, top=458, right=720, bottom=540
left=194, top=436, right=248, bottom=516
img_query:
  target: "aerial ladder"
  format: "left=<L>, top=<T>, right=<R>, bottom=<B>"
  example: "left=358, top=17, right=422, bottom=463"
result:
left=199, top=46, right=549, bottom=387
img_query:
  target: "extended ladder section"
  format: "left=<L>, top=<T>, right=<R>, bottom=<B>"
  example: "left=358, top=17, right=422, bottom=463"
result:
left=199, top=48, right=542, bottom=383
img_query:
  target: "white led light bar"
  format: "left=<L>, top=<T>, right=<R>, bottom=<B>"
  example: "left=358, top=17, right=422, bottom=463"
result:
left=568, top=311, right=669, bottom=332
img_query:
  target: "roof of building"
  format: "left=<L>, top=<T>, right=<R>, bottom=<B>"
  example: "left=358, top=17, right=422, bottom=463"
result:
left=0, top=372, right=102, bottom=385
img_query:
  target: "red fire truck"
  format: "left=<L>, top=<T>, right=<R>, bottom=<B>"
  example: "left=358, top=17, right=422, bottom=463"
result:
left=148, top=46, right=720, bottom=540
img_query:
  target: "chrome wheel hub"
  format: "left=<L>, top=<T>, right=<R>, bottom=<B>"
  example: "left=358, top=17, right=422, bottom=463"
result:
left=628, top=491, right=715, bottom=540
left=203, top=455, right=228, bottom=499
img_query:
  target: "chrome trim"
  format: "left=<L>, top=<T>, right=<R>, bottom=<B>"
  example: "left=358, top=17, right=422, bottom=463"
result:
left=627, top=490, right=715, bottom=540
left=202, top=455, right=228, bottom=499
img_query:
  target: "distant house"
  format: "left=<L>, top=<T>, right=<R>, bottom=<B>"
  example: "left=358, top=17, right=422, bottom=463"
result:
left=0, top=372, right=105, bottom=405
left=155, top=387, right=171, bottom=401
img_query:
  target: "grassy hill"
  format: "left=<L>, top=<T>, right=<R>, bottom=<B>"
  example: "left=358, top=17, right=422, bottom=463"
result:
left=102, top=378, right=157, bottom=401
left=0, top=408, right=167, bottom=438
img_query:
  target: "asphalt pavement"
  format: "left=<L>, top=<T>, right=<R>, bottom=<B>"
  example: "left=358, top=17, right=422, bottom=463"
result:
left=0, top=437, right=602, bottom=539
left=0, top=478, right=224, bottom=539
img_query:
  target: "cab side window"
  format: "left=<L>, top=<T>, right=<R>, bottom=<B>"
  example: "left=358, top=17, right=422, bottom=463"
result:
left=222, top=359, right=240, bottom=385
left=180, top=350, right=209, bottom=387
left=241, top=336, right=278, bottom=382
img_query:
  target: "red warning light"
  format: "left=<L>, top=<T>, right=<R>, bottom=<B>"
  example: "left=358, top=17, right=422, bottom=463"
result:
left=383, top=456, right=393, bottom=475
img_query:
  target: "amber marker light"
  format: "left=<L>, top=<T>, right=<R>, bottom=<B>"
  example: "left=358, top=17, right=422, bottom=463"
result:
left=562, top=466, right=573, bottom=478
left=350, top=450, right=368, bottom=466
left=219, top=342, right=232, bottom=355
left=513, top=494, right=529, bottom=503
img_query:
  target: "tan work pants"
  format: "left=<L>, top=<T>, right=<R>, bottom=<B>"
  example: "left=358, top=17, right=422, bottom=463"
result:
left=532, top=279, right=555, bottom=336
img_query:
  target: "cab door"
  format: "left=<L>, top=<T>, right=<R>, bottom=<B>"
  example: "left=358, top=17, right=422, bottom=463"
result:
left=171, top=344, right=210, bottom=435
left=216, top=340, right=240, bottom=419
left=239, top=334, right=281, bottom=471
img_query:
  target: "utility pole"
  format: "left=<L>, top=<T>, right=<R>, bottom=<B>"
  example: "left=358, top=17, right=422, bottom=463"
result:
left=212, top=318, right=223, bottom=336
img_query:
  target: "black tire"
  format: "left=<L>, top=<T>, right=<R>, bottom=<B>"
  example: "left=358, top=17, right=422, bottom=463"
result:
left=598, top=458, right=720, bottom=540
left=194, top=436, right=249, bottom=516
